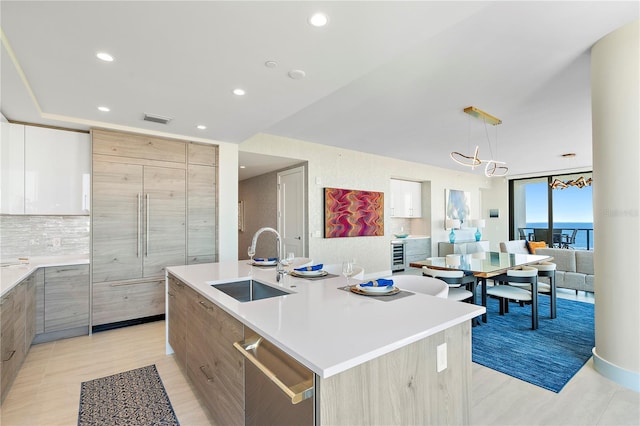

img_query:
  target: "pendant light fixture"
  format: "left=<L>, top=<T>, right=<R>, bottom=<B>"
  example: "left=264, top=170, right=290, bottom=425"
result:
left=450, top=106, right=509, bottom=177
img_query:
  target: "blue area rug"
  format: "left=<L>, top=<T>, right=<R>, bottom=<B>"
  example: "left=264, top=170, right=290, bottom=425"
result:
left=78, top=364, right=179, bottom=425
left=472, top=295, right=594, bottom=393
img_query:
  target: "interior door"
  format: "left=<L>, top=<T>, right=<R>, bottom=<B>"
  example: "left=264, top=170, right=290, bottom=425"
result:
left=92, top=160, right=143, bottom=282
left=277, top=166, right=305, bottom=257
left=143, top=166, right=186, bottom=277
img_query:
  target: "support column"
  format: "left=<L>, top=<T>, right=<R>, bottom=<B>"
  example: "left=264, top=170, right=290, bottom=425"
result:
left=591, top=19, right=639, bottom=391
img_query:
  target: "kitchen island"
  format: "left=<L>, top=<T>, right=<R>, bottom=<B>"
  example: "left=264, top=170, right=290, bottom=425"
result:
left=166, top=261, right=484, bottom=425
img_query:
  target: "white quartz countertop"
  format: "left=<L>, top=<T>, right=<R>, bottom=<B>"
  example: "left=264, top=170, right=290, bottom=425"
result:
left=1, top=255, right=89, bottom=297
left=166, top=261, right=484, bottom=379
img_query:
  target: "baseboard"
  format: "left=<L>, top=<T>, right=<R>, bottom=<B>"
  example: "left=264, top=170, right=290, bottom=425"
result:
left=592, top=347, right=640, bottom=392
left=92, top=314, right=165, bottom=333
left=33, top=326, right=89, bottom=344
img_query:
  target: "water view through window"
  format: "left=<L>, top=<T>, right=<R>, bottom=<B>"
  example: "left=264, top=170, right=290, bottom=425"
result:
left=511, top=173, right=594, bottom=250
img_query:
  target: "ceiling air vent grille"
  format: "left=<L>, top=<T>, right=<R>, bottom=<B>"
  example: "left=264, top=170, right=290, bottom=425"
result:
left=143, top=113, right=172, bottom=125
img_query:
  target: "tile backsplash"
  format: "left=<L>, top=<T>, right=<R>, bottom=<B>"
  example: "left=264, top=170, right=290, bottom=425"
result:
left=0, top=215, right=89, bottom=260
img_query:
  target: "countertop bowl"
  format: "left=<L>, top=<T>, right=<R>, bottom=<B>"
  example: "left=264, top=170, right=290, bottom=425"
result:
left=394, top=233, right=409, bottom=238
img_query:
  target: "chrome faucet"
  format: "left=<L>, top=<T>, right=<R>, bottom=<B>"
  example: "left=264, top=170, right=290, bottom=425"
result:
left=250, top=227, right=285, bottom=281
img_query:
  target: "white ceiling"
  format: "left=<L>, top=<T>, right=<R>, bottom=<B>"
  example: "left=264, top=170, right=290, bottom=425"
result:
left=1, top=1, right=637, bottom=179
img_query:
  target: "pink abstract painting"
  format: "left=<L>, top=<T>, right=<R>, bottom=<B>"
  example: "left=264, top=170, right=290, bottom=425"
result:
left=324, top=187, right=384, bottom=238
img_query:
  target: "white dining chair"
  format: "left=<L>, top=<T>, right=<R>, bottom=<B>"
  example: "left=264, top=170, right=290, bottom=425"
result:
left=486, top=266, right=539, bottom=329
left=422, top=266, right=474, bottom=302
left=390, top=275, right=448, bottom=298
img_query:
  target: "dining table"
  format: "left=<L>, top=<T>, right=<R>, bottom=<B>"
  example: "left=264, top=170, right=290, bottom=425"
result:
left=410, top=251, right=554, bottom=328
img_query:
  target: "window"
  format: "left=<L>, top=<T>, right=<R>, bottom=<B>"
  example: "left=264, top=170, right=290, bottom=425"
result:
left=510, top=173, right=593, bottom=250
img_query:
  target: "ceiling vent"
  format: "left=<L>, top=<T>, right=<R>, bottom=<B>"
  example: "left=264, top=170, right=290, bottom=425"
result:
left=143, top=113, right=172, bottom=125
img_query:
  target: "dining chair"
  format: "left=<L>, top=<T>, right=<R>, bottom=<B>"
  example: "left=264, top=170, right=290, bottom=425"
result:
left=531, top=262, right=557, bottom=319
left=561, top=229, right=578, bottom=248
left=486, top=266, right=539, bottom=330
left=421, top=266, right=474, bottom=302
left=533, top=229, right=549, bottom=243
left=391, top=275, right=448, bottom=298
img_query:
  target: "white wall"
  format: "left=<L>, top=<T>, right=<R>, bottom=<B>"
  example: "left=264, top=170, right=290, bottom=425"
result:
left=239, top=133, right=494, bottom=277
left=591, top=19, right=639, bottom=391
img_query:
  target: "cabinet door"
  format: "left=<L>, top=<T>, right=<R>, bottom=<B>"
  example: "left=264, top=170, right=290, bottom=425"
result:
left=188, top=164, right=216, bottom=264
left=34, top=269, right=45, bottom=334
left=0, top=122, right=25, bottom=214
left=24, top=274, right=36, bottom=349
left=188, top=142, right=217, bottom=166
left=406, top=181, right=422, bottom=217
left=167, top=275, right=193, bottom=366
left=92, top=129, right=186, bottom=164
left=186, top=294, right=244, bottom=426
left=1, top=282, right=26, bottom=403
left=143, top=166, right=186, bottom=277
left=390, top=179, right=405, bottom=217
left=92, top=160, right=144, bottom=283
left=92, top=279, right=165, bottom=326
left=24, top=126, right=90, bottom=214
left=44, top=265, right=89, bottom=332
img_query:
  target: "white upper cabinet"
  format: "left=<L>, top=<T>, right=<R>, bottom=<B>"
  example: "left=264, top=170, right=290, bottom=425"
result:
left=23, top=126, right=91, bottom=214
left=1, top=122, right=26, bottom=214
left=390, top=179, right=422, bottom=218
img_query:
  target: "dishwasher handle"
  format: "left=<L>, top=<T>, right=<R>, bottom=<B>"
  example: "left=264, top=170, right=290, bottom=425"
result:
left=233, top=339, right=314, bottom=404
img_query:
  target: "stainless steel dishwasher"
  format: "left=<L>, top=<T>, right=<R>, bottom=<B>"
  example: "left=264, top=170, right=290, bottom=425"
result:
left=234, top=328, right=315, bottom=425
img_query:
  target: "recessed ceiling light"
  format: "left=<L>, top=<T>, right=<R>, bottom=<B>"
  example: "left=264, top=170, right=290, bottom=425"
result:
left=196, top=125, right=207, bottom=130
left=265, top=60, right=278, bottom=68
left=96, top=52, right=114, bottom=62
left=239, top=165, right=246, bottom=169
left=308, top=13, right=328, bottom=27
left=97, top=106, right=110, bottom=112
left=288, top=69, right=306, bottom=80
left=233, top=88, right=246, bottom=96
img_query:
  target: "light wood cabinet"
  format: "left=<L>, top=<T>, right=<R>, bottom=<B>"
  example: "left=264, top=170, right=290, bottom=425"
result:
left=167, top=275, right=193, bottom=365
left=92, top=129, right=204, bottom=327
left=187, top=163, right=216, bottom=264
left=186, top=293, right=244, bottom=426
left=390, top=179, right=422, bottom=218
left=92, top=278, right=165, bottom=326
left=43, top=265, right=89, bottom=332
left=34, top=269, right=44, bottom=334
left=1, top=277, right=35, bottom=404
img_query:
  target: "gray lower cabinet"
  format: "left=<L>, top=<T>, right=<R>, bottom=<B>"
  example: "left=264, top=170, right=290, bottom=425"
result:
left=33, top=264, right=90, bottom=343
left=405, top=237, right=431, bottom=264
left=1, top=277, right=34, bottom=404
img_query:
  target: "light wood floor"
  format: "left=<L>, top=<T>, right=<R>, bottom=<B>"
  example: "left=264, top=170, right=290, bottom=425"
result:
left=2, top=311, right=638, bottom=425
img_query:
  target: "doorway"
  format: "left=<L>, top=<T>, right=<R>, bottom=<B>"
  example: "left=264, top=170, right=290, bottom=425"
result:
left=278, top=166, right=306, bottom=257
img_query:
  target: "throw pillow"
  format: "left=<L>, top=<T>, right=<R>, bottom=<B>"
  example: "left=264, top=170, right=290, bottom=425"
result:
left=527, top=241, right=547, bottom=254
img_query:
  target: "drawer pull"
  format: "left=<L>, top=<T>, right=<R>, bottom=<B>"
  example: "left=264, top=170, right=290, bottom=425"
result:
left=2, top=350, right=16, bottom=362
left=234, top=338, right=314, bottom=404
left=109, top=279, right=163, bottom=287
left=199, top=365, right=214, bottom=382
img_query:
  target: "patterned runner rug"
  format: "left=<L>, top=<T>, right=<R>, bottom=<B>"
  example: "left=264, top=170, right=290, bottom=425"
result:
left=78, top=364, right=179, bottom=425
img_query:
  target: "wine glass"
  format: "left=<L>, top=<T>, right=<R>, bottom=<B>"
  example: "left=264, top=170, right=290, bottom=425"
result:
left=342, top=260, right=354, bottom=287
left=247, top=246, right=255, bottom=264
left=284, top=252, right=295, bottom=273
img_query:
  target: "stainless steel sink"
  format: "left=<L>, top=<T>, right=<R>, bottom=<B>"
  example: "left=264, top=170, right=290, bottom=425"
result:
left=211, top=279, right=290, bottom=302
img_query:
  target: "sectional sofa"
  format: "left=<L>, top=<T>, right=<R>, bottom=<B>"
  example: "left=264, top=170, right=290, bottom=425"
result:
left=499, top=240, right=594, bottom=293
